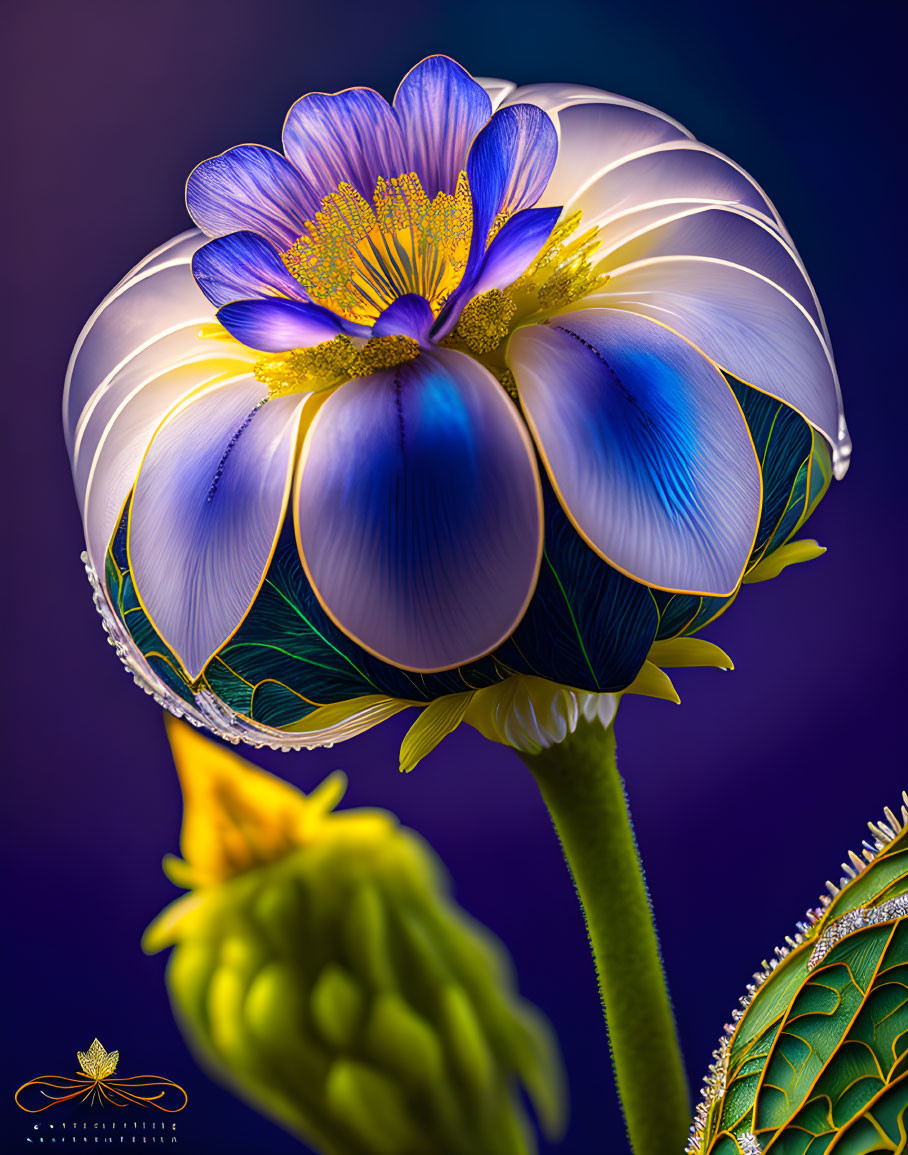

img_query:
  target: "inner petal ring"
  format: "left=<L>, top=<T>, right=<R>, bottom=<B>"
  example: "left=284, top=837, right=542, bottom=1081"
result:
left=282, top=171, right=473, bottom=325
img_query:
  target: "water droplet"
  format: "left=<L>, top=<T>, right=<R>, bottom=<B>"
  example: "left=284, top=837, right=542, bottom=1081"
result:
left=832, top=413, right=852, bottom=480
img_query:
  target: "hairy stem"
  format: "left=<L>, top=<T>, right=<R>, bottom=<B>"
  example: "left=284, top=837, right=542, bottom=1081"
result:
left=519, top=718, right=690, bottom=1153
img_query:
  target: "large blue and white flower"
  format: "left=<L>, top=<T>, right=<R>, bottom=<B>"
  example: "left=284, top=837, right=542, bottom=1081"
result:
left=65, top=57, right=848, bottom=762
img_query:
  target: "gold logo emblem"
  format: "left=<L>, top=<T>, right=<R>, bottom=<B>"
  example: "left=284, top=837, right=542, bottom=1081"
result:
left=14, top=1038, right=188, bottom=1113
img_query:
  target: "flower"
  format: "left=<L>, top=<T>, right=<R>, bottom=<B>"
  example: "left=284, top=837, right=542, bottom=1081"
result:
left=144, top=718, right=566, bottom=1153
left=66, top=57, right=848, bottom=762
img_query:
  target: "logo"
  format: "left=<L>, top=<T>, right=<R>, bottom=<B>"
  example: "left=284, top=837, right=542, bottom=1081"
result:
left=14, top=1039, right=188, bottom=1113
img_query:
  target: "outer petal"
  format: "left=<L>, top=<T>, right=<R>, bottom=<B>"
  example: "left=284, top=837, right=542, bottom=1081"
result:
left=466, top=104, right=558, bottom=245
left=501, top=82, right=694, bottom=135
left=112, top=228, right=203, bottom=288
left=77, top=346, right=253, bottom=574
left=295, top=349, right=543, bottom=672
left=217, top=298, right=346, bottom=352
left=192, top=231, right=307, bottom=307
left=509, top=310, right=761, bottom=596
left=186, top=145, right=313, bottom=248
left=597, top=205, right=826, bottom=333
left=582, top=257, right=843, bottom=447
left=393, top=55, right=492, bottom=196
left=566, top=141, right=783, bottom=233
left=129, top=381, right=303, bottom=680
left=540, top=101, right=691, bottom=208
left=282, top=88, right=407, bottom=206
left=64, top=242, right=213, bottom=452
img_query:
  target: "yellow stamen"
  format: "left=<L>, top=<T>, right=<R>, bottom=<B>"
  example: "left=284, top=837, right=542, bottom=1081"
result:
left=282, top=172, right=473, bottom=325
left=254, top=334, right=420, bottom=396
left=508, top=209, right=609, bottom=310
left=452, top=289, right=516, bottom=354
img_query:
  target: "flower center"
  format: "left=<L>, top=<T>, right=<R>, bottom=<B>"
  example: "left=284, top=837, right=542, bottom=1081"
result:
left=282, top=172, right=473, bottom=325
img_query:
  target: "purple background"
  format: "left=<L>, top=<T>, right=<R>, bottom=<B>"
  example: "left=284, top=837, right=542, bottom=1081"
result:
left=3, top=1, right=906, bottom=1151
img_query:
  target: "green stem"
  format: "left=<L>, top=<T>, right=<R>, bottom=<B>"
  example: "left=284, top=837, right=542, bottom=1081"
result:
left=519, top=718, right=690, bottom=1154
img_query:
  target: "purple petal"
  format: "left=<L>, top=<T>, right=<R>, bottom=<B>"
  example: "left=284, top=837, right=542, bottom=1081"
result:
left=373, top=294, right=434, bottom=340
left=433, top=207, right=559, bottom=339
left=186, top=145, right=313, bottom=249
left=465, top=206, right=560, bottom=298
left=466, top=104, right=558, bottom=246
left=192, top=231, right=307, bottom=307
left=295, top=349, right=543, bottom=671
left=217, top=298, right=346, bottom=352
left=474, top=76, right=516, bottom=111
left=509, top=309, right=761, bottom=596
left=584, top=257, right=842, bottom=445
left=393, top=55, right=492, bottom=196
left=130, top=382, right=303, bottom=680
left=282, top=88, right=407, bottom=206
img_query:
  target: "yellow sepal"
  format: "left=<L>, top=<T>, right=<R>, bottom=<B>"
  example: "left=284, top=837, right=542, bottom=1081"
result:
left=742, top=538, right=826, bottom=584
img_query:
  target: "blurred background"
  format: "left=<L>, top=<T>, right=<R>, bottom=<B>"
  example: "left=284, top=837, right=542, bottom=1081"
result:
left=2, top=0, right=905, bottom=1150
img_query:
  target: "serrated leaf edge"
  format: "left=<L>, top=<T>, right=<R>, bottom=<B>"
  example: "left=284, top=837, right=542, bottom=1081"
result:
left=686, top=791, right=908, bottom=1154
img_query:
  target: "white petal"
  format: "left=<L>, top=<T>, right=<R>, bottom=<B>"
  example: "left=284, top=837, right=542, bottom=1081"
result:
left=129, top=381, right=303, bottom=680
left=566, top=141, right=785, bottom=234
left=64, top=237, right=214, bottom=451
left=596, top=204, right=827, bottom=336
left=81, top=360, right=252, bottom=577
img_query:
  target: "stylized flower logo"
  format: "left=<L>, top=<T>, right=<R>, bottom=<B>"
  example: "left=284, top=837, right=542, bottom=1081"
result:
left=66, top=56, right=848, bottom=761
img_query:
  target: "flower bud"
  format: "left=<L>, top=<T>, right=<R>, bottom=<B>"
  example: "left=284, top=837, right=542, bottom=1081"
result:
left=144, top=720, right=566, bottom=1154
left=688, top=794, right=908, bottom=1153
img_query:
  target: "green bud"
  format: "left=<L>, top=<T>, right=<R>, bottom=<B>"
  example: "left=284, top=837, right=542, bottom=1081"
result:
left=144, top=719, right=566, bottom=1155
left=688, top=793, right=908, bottom=1154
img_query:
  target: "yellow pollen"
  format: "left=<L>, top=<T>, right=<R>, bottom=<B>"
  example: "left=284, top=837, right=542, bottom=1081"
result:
left=508, top=209, right=609, bottom=309
left=282, top=172, right=473, bottom=325
left=254, top=334, right=420, bottom=396
left=452, top=290, right=516, bottom=354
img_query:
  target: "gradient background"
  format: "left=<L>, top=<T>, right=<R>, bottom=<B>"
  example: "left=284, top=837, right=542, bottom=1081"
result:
left=2, top=1, right=906, bottom=1151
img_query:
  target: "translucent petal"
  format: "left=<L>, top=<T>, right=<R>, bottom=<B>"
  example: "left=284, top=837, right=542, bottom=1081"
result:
left=597, top=205, right=826, bottom=333
left=566, top=141, right=783, bottom=233
left=64, top=241, right=213, bottom=452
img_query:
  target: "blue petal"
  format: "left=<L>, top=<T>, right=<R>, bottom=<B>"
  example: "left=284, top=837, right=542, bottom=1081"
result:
left=433, top=207, right=559, bottom=337
left=186, top=145, right=313, bottom=248
left=295, top=349, right=543, bottom=672
left=466, top=104, right=558, bottom=249
left=282, top=88, right=407, bottom=206
left=217, top=298, right=347, bottom=352
left=192, top=232, right=307, bottom=308
left=373, top=294, right=434, bottom=341
left=393, top=55, right=491, bottom=196
left=509, top=309, right=762, bottom=596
